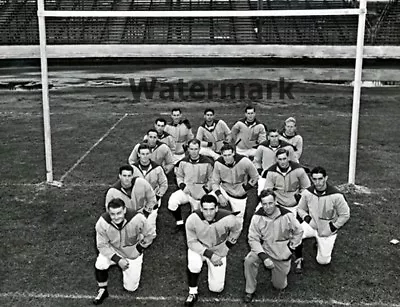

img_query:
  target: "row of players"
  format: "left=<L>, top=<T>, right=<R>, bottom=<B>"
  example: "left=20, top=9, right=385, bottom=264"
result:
left=128, top=106, right=302, bottom=174
left=93, top=108, right=350, bottom=306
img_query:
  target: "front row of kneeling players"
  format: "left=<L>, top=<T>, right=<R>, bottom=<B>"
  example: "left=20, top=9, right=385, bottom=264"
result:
left=94, top=145, right=350, bottom=305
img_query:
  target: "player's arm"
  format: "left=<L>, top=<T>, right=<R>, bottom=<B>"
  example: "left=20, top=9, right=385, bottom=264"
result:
left=288, top=213, right=304, bottom=249
left=104, top=189, right=113, bottom=212
left=139, top=179, right=156, bottom=215
left=221, top=120, right=232, bottom=144
left=298, top=169, right=311, bottom=192
left=203, top=161, right=214, bottom=193
left=248, top=216, right=269, bottom=261
left=196, top=127, right=208, bottom=148
left=95, top=219, right=117, bottom=260
left=230, top=122, right=240, bottom=142
left=226, top=215, right=241, bottom=247
left=297, top=191, right=311, bottom=221
left=257, top=124, right=267, bottom=144
left=185, top=215, right=209, bottom=255
left=167, top=135, right=176, bottom=154
left=332, top=194, right=350, bottom=230
left=264, top=171, right=275, bottom=191
left=128, top=144, right=139, bottom=165
left=156, top=168, right=168, bottom=200
left=138, top=214, right=157, bottom=249
left=175, top=161, right=187, bottom=191
left=163, top=146, right=174, bottom=174
left=244, top=159, right=260, bottom=190
left=253, top=146, right=263, bottom=173
left=295, top=136, right=304, bottom=160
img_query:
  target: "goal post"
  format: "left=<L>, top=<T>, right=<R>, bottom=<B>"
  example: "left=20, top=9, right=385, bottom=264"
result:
left=37, top=0, right=367, bottom=185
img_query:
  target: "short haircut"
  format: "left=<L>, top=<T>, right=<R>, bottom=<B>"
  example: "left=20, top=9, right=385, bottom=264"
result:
left=268, top=128, right=278, bottom=135
left=119, top=165, right=133, bottom=174
left=200, top=194, right=218, bottom=207
left=259, top=189, right=277, bottom=200
left=147, top=128, right=158, bottom=135
left=171, top=108, right=181, bottom=114
left=220, top=143, right=234, bottom=154
left=285, top=117, right=297, bottom=125
left=204, top=108, right=215, bottom=115
left=245, top=105, right=255, bottom=112
left=138, top=143, right=150, bottom=153
left=275, top=148, right=289, bottom=157
left=155, top=118, right=166, bottom=125
left=188, top=138, right=201, bottom=147
left=107, top=198, right=126, bottom=210
left=311, top=166, right=327, bottom=177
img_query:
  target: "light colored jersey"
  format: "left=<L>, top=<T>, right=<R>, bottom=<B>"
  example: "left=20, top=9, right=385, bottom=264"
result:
left=165, top=119, right=194, bottom=155
left=176, top=154, right=214, bottom=200
left=231, top=118, right=266, bottom=150
left=212, top=154, right=259, bottom=198
left=297, top=184, right=350, bottom=237
left=131, top=161, right=168, bottom=199
left=186, top=209, right=241, bottom=258
left=95, top=209, right=156, bottom=262
left=248, top=206, right=303, bottom=261
left=196, top=119, right=231, bottom=153
left=254, top=140, right=296, bottom=172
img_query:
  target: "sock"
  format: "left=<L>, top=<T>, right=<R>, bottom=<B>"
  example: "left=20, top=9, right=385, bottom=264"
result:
left=170, top=207, right=183, bottom=224
left=188, top=269, right=200, bottom=288
left=95, top=268, right=108, bottom=287
left=294, top=243, right=303, bottom=259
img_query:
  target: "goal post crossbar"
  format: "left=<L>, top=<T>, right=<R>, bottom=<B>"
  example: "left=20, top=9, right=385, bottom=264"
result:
left=39, top=8, right=364, bottom=17
left=37, top=0, right=367, bottom=185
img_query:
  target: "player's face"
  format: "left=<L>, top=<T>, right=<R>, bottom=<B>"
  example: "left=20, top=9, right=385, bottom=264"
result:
left=201, top=202, right=218, bottom=222
left=171, top=111, right=182, bottom=124
left=109, top=206, right=126, bottom=225
left=119, top=170, right=133, bottom=188
left=285, top=122, right=296, bottom=135
left=155, top=121, right=165, bottom=134
left=139, top=149, right=151, bottom=165
left=260, top=195, right=277, bottom=216
left=276, top=153, right=289, bottom=169
left=188, top=143, right=200, bottom=160
left=204, top=112, right=214, bottom=123
left=222, top=149, right=235, bottom=164
left=245, top=109, right=255, bottom=122
left=268, top=132, right=280, bottom=146
left=311, top=173, right=328, bottom=191
left=147, top=132, right=158, bottom=146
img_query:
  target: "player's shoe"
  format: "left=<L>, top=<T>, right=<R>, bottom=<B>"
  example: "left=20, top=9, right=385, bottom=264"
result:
left=184, top=293, right=198, bottom=306
left=294, top=257, right=304, bottom=274
left=93, top=288, right=109, bottom=305
left=244, top=292, right=254, bottom=303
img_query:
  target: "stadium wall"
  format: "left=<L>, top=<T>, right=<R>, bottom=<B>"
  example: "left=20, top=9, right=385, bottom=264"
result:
left=1, top=45, right=400, bottom=59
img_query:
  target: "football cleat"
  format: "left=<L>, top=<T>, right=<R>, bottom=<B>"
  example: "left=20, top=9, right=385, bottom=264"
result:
left=92, top=288, right=109, bottom=305
left=294, top=258, right=304, bottom=274
left=244, top=292, right=254, bottom=303
left=184, top=293, right=198, bottom=306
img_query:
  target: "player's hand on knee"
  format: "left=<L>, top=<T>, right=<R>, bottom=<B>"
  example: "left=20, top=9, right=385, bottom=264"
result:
left=118, top=258, right=130, bottom=271
left=211, top=254, right=223, bottom=266
left=263, top=258, right=275, bottom=269
left=218, top=195, right=228, bottom=207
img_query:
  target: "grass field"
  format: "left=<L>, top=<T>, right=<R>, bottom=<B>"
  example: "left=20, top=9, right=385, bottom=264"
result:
left=1, top=67, right=400, bottom=307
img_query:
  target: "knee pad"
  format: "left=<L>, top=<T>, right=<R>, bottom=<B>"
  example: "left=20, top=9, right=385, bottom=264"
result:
left=272, top=281, right=287, bottom=290
left=124, top=282, right=139, bottom=292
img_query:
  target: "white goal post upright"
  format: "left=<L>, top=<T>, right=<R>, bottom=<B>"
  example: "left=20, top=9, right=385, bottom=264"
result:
left=37, top=0, right=367, bottom=184
left=349, top=0, right=367, bottom=185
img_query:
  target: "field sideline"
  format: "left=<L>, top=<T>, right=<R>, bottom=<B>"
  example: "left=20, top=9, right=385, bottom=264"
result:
left=1, top=71, right=399, bottom=307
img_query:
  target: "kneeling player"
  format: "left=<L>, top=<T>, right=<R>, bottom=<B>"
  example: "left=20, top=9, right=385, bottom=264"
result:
left=93, top=199, right=156, bottom=305
left=184, top=195, right=241, bottom=306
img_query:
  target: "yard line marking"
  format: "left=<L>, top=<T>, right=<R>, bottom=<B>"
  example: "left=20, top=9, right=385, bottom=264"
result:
left=0, top=292, right=399, bottom=306
left=59, top=113, right=128, bottom=183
